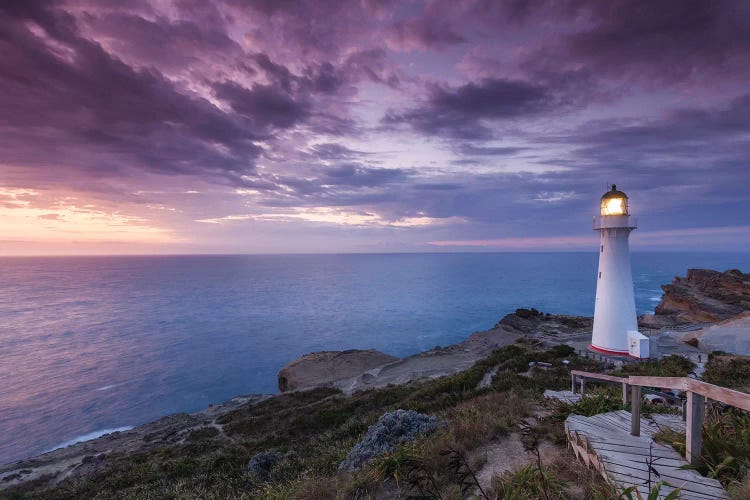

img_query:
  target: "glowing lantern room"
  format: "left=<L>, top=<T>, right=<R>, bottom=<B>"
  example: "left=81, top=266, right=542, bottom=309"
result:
left=600, top=185, right=629, bottom=216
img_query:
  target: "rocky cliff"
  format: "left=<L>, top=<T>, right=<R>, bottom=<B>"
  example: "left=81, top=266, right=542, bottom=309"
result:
left=278, top=309, right=593, bottom=394
left=639, top=269, right=750, bottom=328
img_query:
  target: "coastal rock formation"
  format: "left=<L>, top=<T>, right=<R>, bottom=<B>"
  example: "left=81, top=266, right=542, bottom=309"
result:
left=497, top=308, right=593, bottom=336
left=330, top=310, right=592, bottom=394
left=639, top=269, right=750, bottom=328
left=277, top=349, right=398, bottom=392
left=339, top=409, right=438, bottom=471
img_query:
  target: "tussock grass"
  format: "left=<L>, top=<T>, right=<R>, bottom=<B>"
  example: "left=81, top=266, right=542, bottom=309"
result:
left=703, top=352, right=750, bottom=392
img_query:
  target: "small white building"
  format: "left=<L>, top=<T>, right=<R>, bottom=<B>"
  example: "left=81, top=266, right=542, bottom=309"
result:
left=590, top=185, right=649, bottom=358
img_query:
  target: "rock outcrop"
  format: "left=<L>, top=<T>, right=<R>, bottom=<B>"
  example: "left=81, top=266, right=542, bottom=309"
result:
left=680, top=311, right=750, bottom=355
left=497, top=308, right=593, bottom=337
left=277, top=349, right=398, bottom=392
left=639, top=269, right=750, bottom=328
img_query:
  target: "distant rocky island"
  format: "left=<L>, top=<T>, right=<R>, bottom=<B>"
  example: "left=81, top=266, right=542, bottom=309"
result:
left=2, top=268, right=748, bottom=496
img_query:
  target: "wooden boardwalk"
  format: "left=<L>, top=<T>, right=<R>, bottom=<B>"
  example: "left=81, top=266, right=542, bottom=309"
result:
left=543, top=389, right=581, bottom=404
left=565, top=410, right=727, bottom=499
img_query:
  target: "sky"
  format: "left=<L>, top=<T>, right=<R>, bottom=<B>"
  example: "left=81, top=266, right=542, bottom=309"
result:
left=1, top=0, right=749, bottom=255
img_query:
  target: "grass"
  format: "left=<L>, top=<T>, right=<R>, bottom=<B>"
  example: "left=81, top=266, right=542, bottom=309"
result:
left=489, top=462, right=567, bottom=499
left=703, top=353, right=750, bottom=392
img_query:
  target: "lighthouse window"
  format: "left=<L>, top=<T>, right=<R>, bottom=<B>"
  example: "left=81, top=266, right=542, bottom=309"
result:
left=598, top=271, right=601, bottom=279
left=600, top=244, right=604, bottom=253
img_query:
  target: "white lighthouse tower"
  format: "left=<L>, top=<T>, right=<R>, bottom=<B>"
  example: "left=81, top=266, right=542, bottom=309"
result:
left=590, top=185, right=648, bottom=357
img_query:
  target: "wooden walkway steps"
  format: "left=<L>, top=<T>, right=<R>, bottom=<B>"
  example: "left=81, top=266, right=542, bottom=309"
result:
left=565, top=410, right=727, bottom=499
left=543, top=389, right=582, bottom=404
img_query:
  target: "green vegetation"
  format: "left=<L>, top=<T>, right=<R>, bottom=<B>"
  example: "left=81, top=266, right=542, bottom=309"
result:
left=703, top=352, right=750, bottom=391
left=612, top=354, right=695, bottom=378
left=4, top=344, right=748, bottom=499
left=550, top=387, right=625, bottom=422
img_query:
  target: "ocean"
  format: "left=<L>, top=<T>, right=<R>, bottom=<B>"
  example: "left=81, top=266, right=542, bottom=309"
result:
left=1, top=252, right=748, bottom=464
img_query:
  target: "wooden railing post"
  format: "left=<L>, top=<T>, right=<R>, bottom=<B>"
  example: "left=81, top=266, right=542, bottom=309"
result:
left=580, top=377, right=586, bottom=395
left=622, top=382, right=629, bottom=405
left=631, top=385, right=641, bottom=436
left=686, top=391, right=705, bottom=466
left=571, top=374, right=577, bottom=394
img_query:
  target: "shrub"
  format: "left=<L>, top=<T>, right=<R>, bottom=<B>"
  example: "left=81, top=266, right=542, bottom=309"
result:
left=338, top=409, right=438, bottom=471
left=615, top=355, right=695, bottom=378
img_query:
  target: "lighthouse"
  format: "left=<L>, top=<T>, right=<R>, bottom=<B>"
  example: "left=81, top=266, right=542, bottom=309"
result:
left=590, top=185, right=648, bottom=358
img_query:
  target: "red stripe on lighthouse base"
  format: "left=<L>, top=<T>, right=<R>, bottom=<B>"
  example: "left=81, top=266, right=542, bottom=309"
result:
left=588, top=344, right=630, bottom=357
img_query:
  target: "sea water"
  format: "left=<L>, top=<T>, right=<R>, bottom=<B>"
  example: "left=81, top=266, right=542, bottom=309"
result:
left=1, top=252, right=748, bottom=464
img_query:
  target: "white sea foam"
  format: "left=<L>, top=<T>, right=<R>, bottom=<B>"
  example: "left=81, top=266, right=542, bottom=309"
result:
left=46, top=427, right=133, bottom=453
left=650, top=296, right=662, bottom=302
left=96, top=384, right=116, bottom=391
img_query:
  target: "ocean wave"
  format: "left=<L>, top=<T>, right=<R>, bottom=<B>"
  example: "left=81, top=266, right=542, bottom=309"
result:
left=46, top=427, right=133, bottom=453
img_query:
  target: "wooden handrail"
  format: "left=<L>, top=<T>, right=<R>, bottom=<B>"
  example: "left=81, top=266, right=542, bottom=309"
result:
left=571, top=370, right=625, bottom=383
left=626, top=376, right=688, bottom=391
left=569, top=370, right=750, bottom=465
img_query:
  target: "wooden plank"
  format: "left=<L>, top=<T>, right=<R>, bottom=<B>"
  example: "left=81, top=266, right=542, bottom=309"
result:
left=589, top=441, right=685, bottom=458
left=631, top=385, right=641, bottom=436
left=686, top=391, right=705, bottom=466
left=600, top=453, right=717, bottom=484
left=603, top=460, right=726, bottom=495
left=687, top=379, right=750, bottom=411
left=622, top=381, right=629, bottom=405
left=607, top=471, right=719, bottom=500
left=602, top=461, right=726, bottom=497
left=571, top=370, right=626, bottom=383
left=627, top=376, right=688, bottom=390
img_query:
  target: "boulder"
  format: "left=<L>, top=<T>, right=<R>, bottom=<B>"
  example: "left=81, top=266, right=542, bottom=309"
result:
left=277, top=349, right=399, bottom=392
left=339, top=409, right=438, bottom=471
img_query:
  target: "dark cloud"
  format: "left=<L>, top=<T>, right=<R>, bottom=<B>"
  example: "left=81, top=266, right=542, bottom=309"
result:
left=321, top=164, right=407, bottom=187
left=563, top=1, right=750, bottom=83
left=86, top=12, right=239, bottom=71
left=500, top=0, right=750, bottom=88
left=0, top=2, right=261, bottom=186
left=309, top=143, right=368, bottom=161
left=213, top=81, right=310, bottom=131
left=383, top=78, right=556, bottom=139
left=387, top=18, right=466, bottom=50
left=458, top=145, right=528, bottom=156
